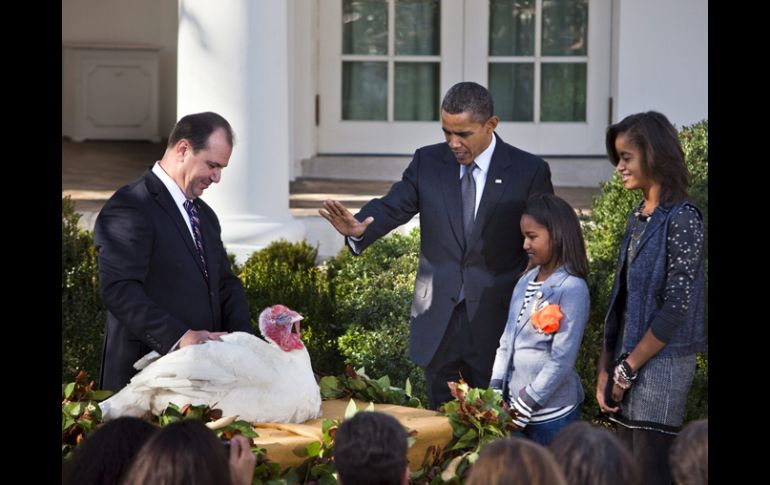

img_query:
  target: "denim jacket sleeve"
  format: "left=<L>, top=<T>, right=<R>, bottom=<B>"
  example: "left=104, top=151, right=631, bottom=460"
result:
left=648, top=204, right=705, bottom=342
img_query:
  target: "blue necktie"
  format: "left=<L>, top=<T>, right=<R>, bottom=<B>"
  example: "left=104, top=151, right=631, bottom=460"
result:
left=184, top=200, right=208, bottom=280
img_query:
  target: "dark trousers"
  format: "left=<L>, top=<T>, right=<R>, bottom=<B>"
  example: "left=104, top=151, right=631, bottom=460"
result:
left=616, top=424, right=675, bottom=485
left=423, top=301, right=491, bottom=410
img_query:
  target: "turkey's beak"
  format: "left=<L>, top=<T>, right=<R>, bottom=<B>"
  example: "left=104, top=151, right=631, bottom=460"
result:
left=293, top=318, right=302, bottom=339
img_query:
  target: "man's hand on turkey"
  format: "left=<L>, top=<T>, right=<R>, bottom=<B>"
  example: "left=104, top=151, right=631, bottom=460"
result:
left=99, top=305, right=322, bottom=424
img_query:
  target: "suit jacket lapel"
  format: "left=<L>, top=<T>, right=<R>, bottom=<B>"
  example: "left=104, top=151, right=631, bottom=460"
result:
left=144, top=171, right=209, bottom=280
left=515, top=267, right=564, bottom=335
left=440, top=150, right=465, bottom=249
left=468, top=133, right=515, bottom=249
left=514, top=270, right=539, bottom=335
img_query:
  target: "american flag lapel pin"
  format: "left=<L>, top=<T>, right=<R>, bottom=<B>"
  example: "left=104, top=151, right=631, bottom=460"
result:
left=495, top=178, right=502, bottom=184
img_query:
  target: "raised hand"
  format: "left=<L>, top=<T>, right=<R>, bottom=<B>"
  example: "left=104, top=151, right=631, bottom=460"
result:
left=319, top=199, right=373, bottom=238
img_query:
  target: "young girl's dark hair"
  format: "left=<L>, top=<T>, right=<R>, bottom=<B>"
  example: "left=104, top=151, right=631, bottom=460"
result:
left=523, top=193, right=588, bottom=279
left=122, top=419, right=233, bottom=485
left=549, top=421, right=641, bottom=485
left=605, top=111, right=690, bottom=206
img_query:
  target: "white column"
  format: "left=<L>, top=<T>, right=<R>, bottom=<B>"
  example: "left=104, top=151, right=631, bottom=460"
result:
left=177, top=0, right=305, bottom=264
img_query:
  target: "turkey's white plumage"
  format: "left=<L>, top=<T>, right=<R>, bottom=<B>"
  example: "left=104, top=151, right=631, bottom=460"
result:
left=100, top=310, right=322, bottom=423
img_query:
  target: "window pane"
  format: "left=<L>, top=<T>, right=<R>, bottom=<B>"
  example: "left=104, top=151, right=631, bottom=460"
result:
left=342, top=62, right=387, bottom=120
left=395, top=0, right=440, bottom=55
left=343, top=0, right=388, bottom=55
left=489, top=63, right=534, bottom=121
left=394, top=62, right=439, bottom=121
left=540, top=63, right=586, bottom=121
left=489, top=0, right=536, bottom=56
left=542, top=0, right=588, bottom=56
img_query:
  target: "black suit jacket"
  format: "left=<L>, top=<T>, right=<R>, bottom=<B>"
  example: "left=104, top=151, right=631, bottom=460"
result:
left=354, top=134, right=553, bottom=372
left=94, top=169, right=252, bottom=391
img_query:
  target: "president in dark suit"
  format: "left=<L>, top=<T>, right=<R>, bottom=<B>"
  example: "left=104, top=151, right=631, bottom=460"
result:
left=95, top=112, right=253, bottom=392
left=320, top=83, right=554, bottom=408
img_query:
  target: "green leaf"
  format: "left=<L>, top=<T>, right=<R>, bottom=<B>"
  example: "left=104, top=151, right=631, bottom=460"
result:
left=405, top=378, right=412, bottom=396
left=375, top=375, right=391, bottom=389
left=466, top=451, right=479, bottom=465
left=450, top=428, right=478, bottom=451
left=63, top=382, right=76, bottom=399
left=87, top=390, right=113, bottom=401
left=317, top=473, right=339, bottom=485
left=344, top=399, right=358, bottom=420
left=304, top=440, right=322, bottom=457
left=63, top=401, right=83, bottom=417
left=347, top=378, right=367, bottom=391
left=321, top=418, right=339, bottom=435
left=407, top=435, right=416, bottom=449
left=319, top=376, right=343, bottom=398
left=279, top=468, right=301, bottom=484
left=365, top=402, right=375, bottom=412
left=62, top=415, right=75, bottom=432
left=227, top=420, right=259, bottom=437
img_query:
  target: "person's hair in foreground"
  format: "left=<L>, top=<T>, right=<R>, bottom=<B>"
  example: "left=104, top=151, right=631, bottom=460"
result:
left=121, top=419, right=233, bottom=485
left=62, top=416, right=158, bottom=485
left=465, top=436, right=567, bottom=485
left=670, top=419, right=708, bottom=485
left=334, top=411, right=409, bottom=485
left=549, top=421, right=641, bottom=485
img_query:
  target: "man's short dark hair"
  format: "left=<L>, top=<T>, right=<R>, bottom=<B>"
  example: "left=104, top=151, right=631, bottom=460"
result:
left=334, top=412, right=408, bottom=485
left=167, top=112, right=234, bottom=151
left=441, top=82, right=494, bottom=123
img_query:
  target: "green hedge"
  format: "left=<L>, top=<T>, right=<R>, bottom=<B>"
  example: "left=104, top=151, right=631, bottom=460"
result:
left=581, top=119, right=708, bottom=422
left=62, top=197, right=104, bottom=382
left=239, top=240, right=341, bottom=376
left=326, top=229, right=426, bottom=403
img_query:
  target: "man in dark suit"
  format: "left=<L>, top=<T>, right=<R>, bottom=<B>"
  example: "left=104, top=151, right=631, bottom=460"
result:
left=320, top=82, right=554, bottom=409
left=95, top=112, right=253, bottom=392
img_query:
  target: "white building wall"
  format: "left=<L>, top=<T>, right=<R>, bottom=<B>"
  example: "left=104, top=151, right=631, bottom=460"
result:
left=62, top=0, right=179, bottom=136
left=612, top=0, right=708, bottom=127
left=177, top=0, right=305, bottom=264
left=288, top=0, right=319, bottom=181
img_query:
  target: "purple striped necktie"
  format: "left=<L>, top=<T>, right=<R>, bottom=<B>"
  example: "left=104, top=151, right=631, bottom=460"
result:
left=183, top=199, right=208, bottom=280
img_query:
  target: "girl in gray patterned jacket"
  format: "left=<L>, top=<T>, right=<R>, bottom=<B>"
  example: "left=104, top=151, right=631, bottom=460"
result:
left=490, top=193, right=590, bottom=446
left=597, top=111, right=707, bottom=485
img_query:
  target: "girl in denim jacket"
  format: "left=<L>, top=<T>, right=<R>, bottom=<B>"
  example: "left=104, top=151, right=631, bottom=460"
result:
left=490, top=193, right=590, bottom=446
left=596, top=111, right=706, bottom=485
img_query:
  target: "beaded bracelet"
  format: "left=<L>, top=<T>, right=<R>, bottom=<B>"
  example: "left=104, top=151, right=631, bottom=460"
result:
left=613, top=365, right=633, bottom=390
left=612, top=353, right=639, bottom=390
left=618, top=359, right=638, bottom=382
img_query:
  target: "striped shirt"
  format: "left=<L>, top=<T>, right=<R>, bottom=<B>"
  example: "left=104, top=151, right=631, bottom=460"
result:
left=507, top=279, right=575, bottom=427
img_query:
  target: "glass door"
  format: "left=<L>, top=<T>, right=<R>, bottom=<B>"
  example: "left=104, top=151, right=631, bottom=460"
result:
left=466, top=0, right=610, bottom=154
left=319, top=0, right=463, bottom=154
left=318, top=0, right=609, bottom=155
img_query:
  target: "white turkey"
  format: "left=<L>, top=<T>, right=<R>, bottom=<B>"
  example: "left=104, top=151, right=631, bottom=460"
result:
left=99, top=305, right=322, bottom=423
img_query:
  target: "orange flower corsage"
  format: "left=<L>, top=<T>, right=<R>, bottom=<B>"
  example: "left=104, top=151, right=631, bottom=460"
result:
left=531, top=303, right=563, bottom=334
